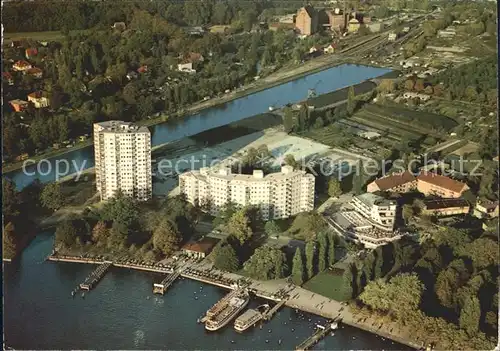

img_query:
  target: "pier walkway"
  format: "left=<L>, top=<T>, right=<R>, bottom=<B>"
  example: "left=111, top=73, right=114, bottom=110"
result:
left=262, top=298, right=287, bottom=321
left=79, top=262, right=112, bottom=291
left=153, top=270, right=181, bottom=295
left=295, top=320, right=338, bottom=351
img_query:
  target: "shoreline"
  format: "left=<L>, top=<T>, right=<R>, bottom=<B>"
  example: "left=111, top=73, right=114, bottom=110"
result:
left=4, top=55, right=367, bottom=175
left=46, top=254, right=419, bottom=349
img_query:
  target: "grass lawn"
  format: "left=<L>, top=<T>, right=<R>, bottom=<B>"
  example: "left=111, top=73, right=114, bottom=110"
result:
left=302, top=269, right=346, bottom=301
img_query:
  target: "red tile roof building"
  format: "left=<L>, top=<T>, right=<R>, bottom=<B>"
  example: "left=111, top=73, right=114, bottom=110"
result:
left=417, top=172, right=469, bottom=198
left=25, top=48, right=38, bottom=59
left=367, top=171, right=417, bottom=193
left=13, top=60, right=32, bottom=71
left=181, top=237, right=219, bottom=258
left=3, top=72, right=14, bottom=85
left=26, top=67, right=43, bottom=78
left=367, top=171, right=469, bottom=199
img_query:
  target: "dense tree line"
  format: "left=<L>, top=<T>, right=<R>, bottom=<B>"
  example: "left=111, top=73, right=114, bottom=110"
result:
left=53, top=194, right=199, bottom=261
left=2, top=0, right=280, bottom=33
left=342, top=226, right=498, bottom=349
left=2, top=179, right=45, bottom=259
left=430, top=55, right=497, bottom=106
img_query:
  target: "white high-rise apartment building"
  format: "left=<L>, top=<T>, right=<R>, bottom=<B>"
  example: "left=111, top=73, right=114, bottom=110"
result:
left=179, top=165, right=315, bottom=220
left=93, top=121, right=152, bottom=201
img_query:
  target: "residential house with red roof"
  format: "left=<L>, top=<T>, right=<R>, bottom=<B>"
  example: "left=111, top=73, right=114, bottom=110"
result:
left=3, top=72, right=14, bottom=85
left=367, top=171, right=469, bottom=199
left=137, top=65, right=148, bottom=74
left=26, top=67, right=43, bottom=79
left=367, top=171, right=417, bottom=193
left=25, top=48, right=38, bottom=60
left=27, top=91, right=50, bottom=108
left=181, top=237, right=219, bottom=259
left=13, top=60, right=32, bottom=72
left=9, top=99, right=29, bottom=112
left=416, top=172, right=469, bottom=198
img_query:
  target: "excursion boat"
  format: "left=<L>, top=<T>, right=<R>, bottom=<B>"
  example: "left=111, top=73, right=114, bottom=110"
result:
left=205, top=290, right=249, bottom=331
left=234, top=304, right=269, bottom=332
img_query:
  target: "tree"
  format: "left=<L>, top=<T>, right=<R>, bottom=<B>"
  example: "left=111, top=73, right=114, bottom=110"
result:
left=402, top=204, right=414, bottom=224
left=264, top=220, right=280, bottom=237
left=328, top=178, right=342, bottom=198
left=318, top=233, right=328, bottom=272
left=100, top=193, right=139, bottom=228
left=435, top=267, right=460, bottom=308
left=342, top=263, right=357, bottom=300
left=91, top=221, right=108, bottom=243
left=352, top=160, right=364, bottom=195
left=55, top=220, right=79, bottom=247
left=359, top=273, right=424, bottom=321
left=404, top=79, right=415, bottom=91
left=313, top=116, right=324, bottom=129
left=243, top=246, right=287, bottom=280
left=40, top=182, right=65, bottom=211
left=347, top=86, right=356, bottom=115
left=212, top=242, right=240, bottom=272
left=227, top=209, right=253, bottom=245
left=3, top=178, right=20, bottom=219
left=327, top=232, right=335, bottom=267
left=283, top=106, right=295, bottom=133
left=152, top=218, right=181, bottom=255
left=379, top=79, right=396, bottom=93
left=291, top=247, right=305, bottom=285
left=461, top=238, right=498, bottom=270
left=305, top=241, right=315, bottom=280
left=284, top=154, right=299, bottom=169
left=459, top=296, right=481, bottom=336
left=298, top=104, right=309, bottom=131
left=3, top=222, right=18, bottom=258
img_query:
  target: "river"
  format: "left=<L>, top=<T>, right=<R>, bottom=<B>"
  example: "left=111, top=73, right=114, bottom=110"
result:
left=7, top=64, right=391, bottom=190
left=3, top=232, right=411, bottom=350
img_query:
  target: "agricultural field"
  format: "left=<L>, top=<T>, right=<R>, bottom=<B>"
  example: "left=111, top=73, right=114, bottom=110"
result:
left=345, top=104, right=458, bottom=148
left=364, top=104, right=459, bottom=132
left=301, top=125, right=393, bottom=161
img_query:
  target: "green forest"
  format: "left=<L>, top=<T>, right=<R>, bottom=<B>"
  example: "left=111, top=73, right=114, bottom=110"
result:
left=343, top=226, right=498, bottom=349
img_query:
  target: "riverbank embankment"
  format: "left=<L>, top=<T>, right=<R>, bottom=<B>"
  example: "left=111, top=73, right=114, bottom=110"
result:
left=46, top=254, right=419, bottom=349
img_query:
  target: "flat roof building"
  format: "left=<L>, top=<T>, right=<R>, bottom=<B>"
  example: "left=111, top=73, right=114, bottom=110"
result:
left=422, top=199, right=470, bottom=217
left=93, top=121, right=152, bottom=201
left=179, top=166, right=315, bottom=220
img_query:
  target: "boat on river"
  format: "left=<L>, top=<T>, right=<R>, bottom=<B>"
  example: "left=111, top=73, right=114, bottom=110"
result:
left=234, top=304, right=270, bottom=332
left=205, top=290, right=249, bottom=331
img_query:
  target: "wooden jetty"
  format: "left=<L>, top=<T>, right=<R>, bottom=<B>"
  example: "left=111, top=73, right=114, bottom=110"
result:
left=262, top=298, right=287, bottom=321
left=295, top=319, right=340, bottom=351
left=153, top=271, right=181, bottom=294
left=79, top=262, right=112, bottom=291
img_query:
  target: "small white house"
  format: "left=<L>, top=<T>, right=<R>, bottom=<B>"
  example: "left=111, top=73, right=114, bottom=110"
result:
left=309, top=45, right=321, bottom=54
left=403, top=92, right=431, bottom=101
left=177, top=62, right=196, bottom=73
left=323, top=44, right=337, bottom=54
